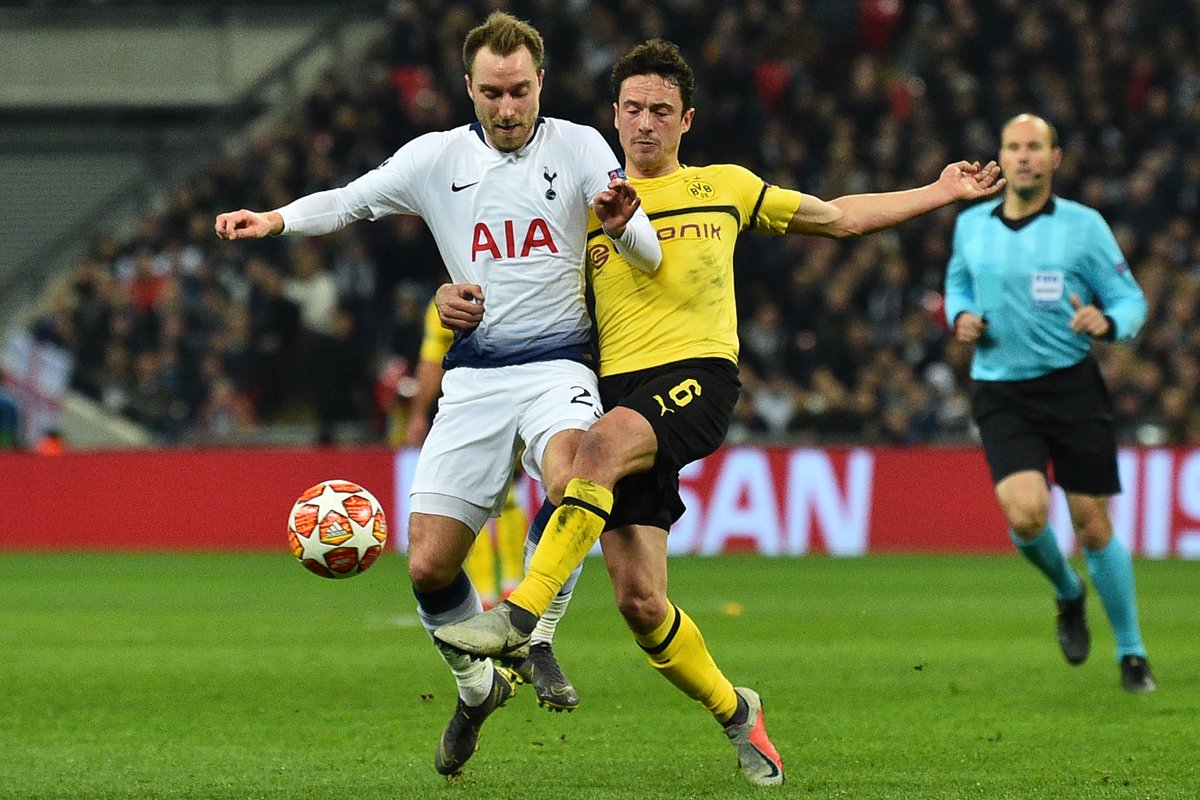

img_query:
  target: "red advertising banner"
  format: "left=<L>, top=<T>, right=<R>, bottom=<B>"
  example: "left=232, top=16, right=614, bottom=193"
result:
left=661, top=446, right=1200, bottom=557
left=1, top=448, right=395, bottom=551
left=3, top=445, right=1199, bottom=557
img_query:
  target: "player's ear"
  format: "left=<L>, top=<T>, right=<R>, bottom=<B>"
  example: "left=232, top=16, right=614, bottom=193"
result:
left=464, top=73, right=474, bottom=100
left=681, top=107, right=695, bottom=135
left=612, top=102, right=619, bottom=130
left=1051, top=147, right=1063, bottom=171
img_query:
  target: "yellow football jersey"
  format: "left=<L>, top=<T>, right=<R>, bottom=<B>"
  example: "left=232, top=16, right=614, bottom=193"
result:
left=419, top=298, right=455, bottom=364
left=587, top=164, right=801, bottom=376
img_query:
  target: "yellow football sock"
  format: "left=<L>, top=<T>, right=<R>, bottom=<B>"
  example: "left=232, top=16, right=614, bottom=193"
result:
left=507, top=478, right=612, bottom=616
left=463, top=530, right=498, bottom=609
left=635, top=604, right=739, bottom=723
left=496, top=489, right=528, bottom=594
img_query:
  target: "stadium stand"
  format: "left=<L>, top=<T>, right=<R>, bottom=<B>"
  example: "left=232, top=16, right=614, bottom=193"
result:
left=5, top=0, right=1199, bottom=448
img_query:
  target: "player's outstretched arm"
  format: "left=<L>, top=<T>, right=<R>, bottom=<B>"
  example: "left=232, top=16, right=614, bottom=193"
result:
left=787, top=160, right=1005, bottom=239
left=214, top=209, right=284, bottom=240
left=435, top=283, right=485, bottom=331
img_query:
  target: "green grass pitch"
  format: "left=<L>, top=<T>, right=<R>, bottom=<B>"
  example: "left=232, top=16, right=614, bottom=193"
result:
left=1, top=551, right=1195, bottom=799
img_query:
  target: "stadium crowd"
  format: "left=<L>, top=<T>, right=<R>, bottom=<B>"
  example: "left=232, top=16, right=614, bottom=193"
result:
left=23, top=0, right=1200, bottom=447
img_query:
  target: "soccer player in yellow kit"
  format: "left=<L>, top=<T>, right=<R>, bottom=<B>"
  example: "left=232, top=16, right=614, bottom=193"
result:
left=436, top=40, right=1003, bottom=785
left=406, top=298, right=578, bottom=711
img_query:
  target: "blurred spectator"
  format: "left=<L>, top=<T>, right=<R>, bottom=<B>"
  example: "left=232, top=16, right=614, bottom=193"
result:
left=29, top=284, right=76, bottom=350
left=313, top=306, right=372, bottom=445
left=125, top=350, right=183, bottom=440
left=740, top=302, right=788, bottom=376
left=749, top=371, right=801, bottom=437
left=193, top=376, right=257, bottom=444
left=804, top=366, right=868, bottom=440
left=331, top=234, right=380, bottom=344
left=384, top=281, right=432, bottom=368
left=0, top=373, right=19, bottom=450
left=34, top=428, right=66, bottom=456
left=245, top=258, right=301, bottom=421
left=92, top=342, right=134, bottom=417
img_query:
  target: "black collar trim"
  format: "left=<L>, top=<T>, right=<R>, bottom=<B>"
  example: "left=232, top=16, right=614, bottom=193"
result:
left=993, top=195, right=1056, bottom=231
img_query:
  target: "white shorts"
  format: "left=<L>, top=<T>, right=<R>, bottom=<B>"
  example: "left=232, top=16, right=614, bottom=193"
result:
left=409, top=360, right=602, bottom=532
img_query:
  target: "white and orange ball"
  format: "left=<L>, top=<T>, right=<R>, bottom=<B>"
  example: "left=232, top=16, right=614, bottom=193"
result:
left=287, top=479, right=387, bottom=578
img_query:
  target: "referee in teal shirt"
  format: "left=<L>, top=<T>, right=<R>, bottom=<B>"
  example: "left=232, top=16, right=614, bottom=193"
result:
left=944, top=113, right=1156, bottom=693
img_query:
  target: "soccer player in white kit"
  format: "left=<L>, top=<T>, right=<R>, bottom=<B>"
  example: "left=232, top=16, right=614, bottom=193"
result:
left=214, top=12, right=661, bottom=776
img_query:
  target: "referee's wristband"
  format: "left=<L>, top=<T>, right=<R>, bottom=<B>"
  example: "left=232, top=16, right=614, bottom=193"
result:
left=1101, top=315, right=1117, bottom=341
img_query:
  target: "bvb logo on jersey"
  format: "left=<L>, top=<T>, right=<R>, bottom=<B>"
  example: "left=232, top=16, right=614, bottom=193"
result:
left=686, top=180, right=715, bottom=200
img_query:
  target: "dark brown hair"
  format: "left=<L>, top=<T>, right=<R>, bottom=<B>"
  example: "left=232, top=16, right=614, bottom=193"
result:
left=610, top=39, right=695, bottom=112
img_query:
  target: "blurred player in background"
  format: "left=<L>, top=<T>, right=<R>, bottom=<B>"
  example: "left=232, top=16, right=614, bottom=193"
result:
left=944, top=113, right=1155, bottom=693
left=435, top=39, right=1003, bottom=786
left=215, top=11, right=659, bottom=776
left=406, top=297, right=579, bottom=710
left=473, top=477, right=529, bottom=610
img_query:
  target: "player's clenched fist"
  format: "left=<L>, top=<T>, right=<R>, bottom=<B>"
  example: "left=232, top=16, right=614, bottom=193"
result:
left=214, top=209, right=284, bottom=240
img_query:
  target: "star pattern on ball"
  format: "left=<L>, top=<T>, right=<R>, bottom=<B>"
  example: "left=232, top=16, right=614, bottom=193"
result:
left=294, top=521, right=335, bottom=562
left=344, top=514, right=383, bottom=561
left=306, top=482, right=362, bottom=522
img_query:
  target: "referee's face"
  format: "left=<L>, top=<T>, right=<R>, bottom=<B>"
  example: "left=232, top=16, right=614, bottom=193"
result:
left=467, top=45, right=544, bottom=153
left=999, top=118, right=1061, bottom=199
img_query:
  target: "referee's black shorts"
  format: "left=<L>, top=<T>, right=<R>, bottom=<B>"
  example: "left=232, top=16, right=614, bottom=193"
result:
left=599, top=357, right=740, bottom=531
left=971, top=355, right=1120, bottom=495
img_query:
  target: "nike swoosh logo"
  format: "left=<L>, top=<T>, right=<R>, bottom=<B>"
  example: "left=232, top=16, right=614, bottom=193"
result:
left=451, top=181, right=480, bottom=192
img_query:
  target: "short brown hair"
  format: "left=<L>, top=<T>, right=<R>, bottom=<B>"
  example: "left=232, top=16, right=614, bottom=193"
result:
left=462, top=11, right=545, bottom=76
left=610, top=39, right=695, bottom=112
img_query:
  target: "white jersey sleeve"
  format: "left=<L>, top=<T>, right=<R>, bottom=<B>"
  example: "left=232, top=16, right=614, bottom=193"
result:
left=274, top=188, right=365, bottom=236
left=275, top=132, right=444, bottom=235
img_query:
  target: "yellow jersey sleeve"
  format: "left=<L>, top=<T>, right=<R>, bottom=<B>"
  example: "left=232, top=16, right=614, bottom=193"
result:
left=587, top=164, right=800, bottom=376
left=753, top=184, right=804, bottom=234
left=419, top=298, right=455, bottom=364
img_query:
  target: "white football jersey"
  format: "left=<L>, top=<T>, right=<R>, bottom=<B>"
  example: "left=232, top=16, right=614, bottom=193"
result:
left=277, top=117, right=639, bottom=368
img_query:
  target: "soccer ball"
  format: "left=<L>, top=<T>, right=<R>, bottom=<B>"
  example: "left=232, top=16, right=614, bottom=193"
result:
left=288, top=479, right=387, bottom=578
